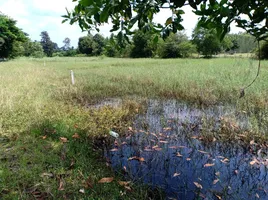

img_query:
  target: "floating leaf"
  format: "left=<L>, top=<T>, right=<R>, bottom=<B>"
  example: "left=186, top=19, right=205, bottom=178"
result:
left=256, top=193, right=260, bottom=198
left=163, top=127, right=172, bottom=131
left=128, top=156, right=145, bottom=162
left=215, top=194, right=222, bottom=199
left=110, top=148, right=118, bottom=152
left=213, top=179, right=219, bottom=185
left=60, top=137, right=68, bottom=143
left=198, top=150, right=208, bottom=154
left=169, top=146, right=177, bottom=149
left=176, top=152, right=183, bottom=157
left=173, top=172, right=180, bottom=177
left=204, top=163, right=215, bottom=167
left=234, top=170, right=239, bottom=175
left=159, top=140, right=168, bottom=144
left=250, top=160, right=257, bottom=165
left=193, top=182, right=203, bottom=189
left=98, top=177, right=114, bottom=183
left=215, top=171, right=220, bottom=176
left=191, top=136, right=199, bottom=139
left=186, top=158, right=191, bottom=161
left=221, top=158, right=229, bottom=163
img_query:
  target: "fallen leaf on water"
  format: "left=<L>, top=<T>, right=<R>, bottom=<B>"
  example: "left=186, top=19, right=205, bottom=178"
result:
left=213, top=179, right=219, bottom=185
left=191, top=136, right=199, bottom=139
left=176, top=152, right=183, bottom=157
left=250, top=160, right=257, bottom=165
left=234, top=170, right=239, bottom=175
left=215, top=171, right=220, bottom=176
left=79, top=188, right=85, bottom=194
left=123, top=166, right=127, bottom=172
left=144, top=147, right=152, bottom=151
left=215, top=194, right=222, bottom=199
left=159, top=140, right=168, bottom=144
left=204, top=163, right=215, bottom=167
left=199, top=193, right=206, bottom=199
left=173, top=173, right=180, bottom=177
left=178, top=145, right=187, bottom=148
left=193, top=182, right=202, bottom=189
left=60, top=137, right=68, bottom=143
left=221, top=158, right=229, bottom=163
left=216, top=156, right=225, bottom=159
left=198, top=150, right=208, bottom=154
left=98, top=177, right=114, bottom=183
left=186, top=158, right=191, bottom=161
left=118, top=181, right=131, bottom=186
left=110, top=148, right=118, bottom=152
left=163, top=127, right=172, bottom=131
left=128, top=127, right=133, bottom=131
left=128, top=156, right=145, bottom=162
left=154, top=147, right=162, bottom=151
left=256, top=193, right=260, bottom=198
left=72, top=133, right=80, bottom=139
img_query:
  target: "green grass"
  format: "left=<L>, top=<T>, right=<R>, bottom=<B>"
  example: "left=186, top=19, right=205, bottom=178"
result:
left=0, top=56, right=268, bottom=199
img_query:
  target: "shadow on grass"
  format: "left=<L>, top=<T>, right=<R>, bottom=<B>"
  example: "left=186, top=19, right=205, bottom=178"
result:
left=0, top=120, right=165, bottom=200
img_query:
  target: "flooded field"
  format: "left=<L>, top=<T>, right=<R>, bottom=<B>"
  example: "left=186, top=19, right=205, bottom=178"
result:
left=106, top=100, right=268, bottom=200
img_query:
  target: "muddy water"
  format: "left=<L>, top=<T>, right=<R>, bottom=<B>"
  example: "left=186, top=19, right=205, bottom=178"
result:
left=106, top=100, right=268, bottom=200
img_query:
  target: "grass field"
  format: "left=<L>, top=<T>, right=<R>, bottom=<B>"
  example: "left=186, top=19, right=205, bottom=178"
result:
left=0, top=57, right=268, bottom=199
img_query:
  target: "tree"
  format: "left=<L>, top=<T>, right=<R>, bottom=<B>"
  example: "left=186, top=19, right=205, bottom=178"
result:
left=78, top=35, right=94, bottom=55
left=0, top=13, right=27, bottom=58
left=158, top=32, right=196, bottom=58
left=192, top=27, right=221, bottom=58
left=63, top=0, right=267, bottom=44
left=62, top=37, right=71, bottom=51
left=40, top=31, right=55, bottom=57
left=23, top=41, right=44, bottom=58
left=130, top=31, right=156, bottom=58
left=92, top=34, right=105, bottom=56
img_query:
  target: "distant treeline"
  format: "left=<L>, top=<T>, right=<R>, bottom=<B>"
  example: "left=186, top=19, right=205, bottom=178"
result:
left=1, top=13, right=267, bottom=59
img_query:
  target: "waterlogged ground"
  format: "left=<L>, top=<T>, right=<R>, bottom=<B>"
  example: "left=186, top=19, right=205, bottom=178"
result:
left=105, top=100, right=268, bottom=200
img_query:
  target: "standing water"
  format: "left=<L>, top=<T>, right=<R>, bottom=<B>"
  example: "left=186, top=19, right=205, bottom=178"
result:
left=105, top=100, right=268, bottom=200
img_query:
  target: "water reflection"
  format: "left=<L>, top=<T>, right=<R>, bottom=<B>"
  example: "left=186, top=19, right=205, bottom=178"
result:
left=106, top=100, right=268, bottom=200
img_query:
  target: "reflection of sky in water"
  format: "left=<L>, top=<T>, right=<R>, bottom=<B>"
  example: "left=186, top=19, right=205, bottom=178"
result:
left=106, top=100, right=268, bottom=200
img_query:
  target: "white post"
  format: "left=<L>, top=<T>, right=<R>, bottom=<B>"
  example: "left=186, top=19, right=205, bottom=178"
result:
left=70, top=70, right=75, bottom=85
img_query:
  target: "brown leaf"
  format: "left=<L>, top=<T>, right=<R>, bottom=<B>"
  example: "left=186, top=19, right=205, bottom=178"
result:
left=124, top=186, right=132, bottom=191
left=193, top=182, right=203, bottom=189
left=215, top=194, right=222, bottom=199
left=85, top=177, right=94, bottom=189
left=41, top=172, right=54, bottom=178
left=198, top=150, right=209, bottom=154
left=41, top=135, right=47, bottom=140
left=128, top=156, right=145, bottom=162
left=159, top=140, right=168, bottom=144
left=256, top=193, right=260, bottom=198
left=215, top=171, right=220, bottom=176
left=186, top=158, right=191, bottom=161
left=118, top=181, right=131, bottom=186
left=204, top=163, right=215, bottom=167
left=250, top=160, right=257, bottom=165
left=98, top=177, right=114, bottom=183
left=176, top=152, right=183, bottom=157
left=72, top=133, right=80, bottom=139
left=60, top=137, right=68, bottom=143
left=220, top=158, right=229, bottom=163
left=213, top=179, right=219, bottom=185
left=110, top=148, right=118, bottom=152
left=58, top=178, right=64, bottom=191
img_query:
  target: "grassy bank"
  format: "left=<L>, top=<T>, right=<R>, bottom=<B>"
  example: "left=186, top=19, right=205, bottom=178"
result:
left=0, top=57, right=268, bottom=199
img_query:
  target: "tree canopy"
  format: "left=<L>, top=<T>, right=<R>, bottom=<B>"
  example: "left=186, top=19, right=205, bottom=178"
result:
left=0, top=13, right=27, bottom=58
left=63, top=0, right=268, bottom=43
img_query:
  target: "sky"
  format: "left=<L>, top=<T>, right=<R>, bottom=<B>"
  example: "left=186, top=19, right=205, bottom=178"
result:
left=0, top=0, right=244, bottom=48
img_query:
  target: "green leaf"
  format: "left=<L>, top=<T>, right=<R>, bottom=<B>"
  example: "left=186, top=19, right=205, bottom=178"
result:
left=61, top=19, right=69, bottom=23
left=189, top=0, right=197, bottom=9
left=172, top=0, right=186, bottom=8
left=165, top=17, right=173, bottom=26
